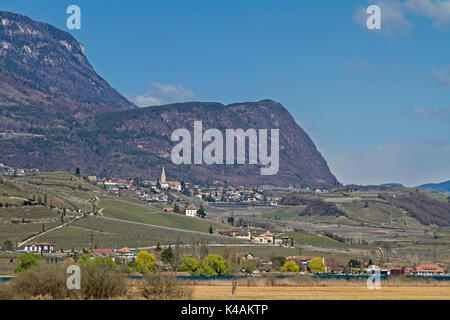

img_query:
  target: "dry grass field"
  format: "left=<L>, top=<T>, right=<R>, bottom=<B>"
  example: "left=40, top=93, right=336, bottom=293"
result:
left=192, top=285, right=450, bottom=300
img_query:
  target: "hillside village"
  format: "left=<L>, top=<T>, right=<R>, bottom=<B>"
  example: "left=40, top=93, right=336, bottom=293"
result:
left=0, top=165, right=449, bottom=280
left=97, top=167, right=284, bottom=206
left=1, top=240, right=446, bottom=277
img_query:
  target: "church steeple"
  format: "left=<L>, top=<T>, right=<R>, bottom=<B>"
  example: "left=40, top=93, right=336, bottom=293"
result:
left=161, top=166, right=166, bottom=184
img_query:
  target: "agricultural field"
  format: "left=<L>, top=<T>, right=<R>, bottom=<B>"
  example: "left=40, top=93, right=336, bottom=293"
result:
left=33, top=216, right=245, bottom=250
left=0, top=221, right=62, bottom=244
left=191, top=285, right=450, bottom=300
left=98, top=198, right=227, bottom=233
left=0, top=205, right=58, bottom=221
left=261, top=205, right=307, bottom=220
left=1, top=171, right=449, bottom=270
left=0, top=172, right=239, bottom=250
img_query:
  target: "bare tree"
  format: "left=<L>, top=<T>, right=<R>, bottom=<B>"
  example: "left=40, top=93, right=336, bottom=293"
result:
left=230, top=249, right=241, bottom=300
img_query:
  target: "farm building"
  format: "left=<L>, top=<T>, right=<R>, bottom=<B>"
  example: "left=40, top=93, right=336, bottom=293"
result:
left=23, top=242, right=54, bottom=253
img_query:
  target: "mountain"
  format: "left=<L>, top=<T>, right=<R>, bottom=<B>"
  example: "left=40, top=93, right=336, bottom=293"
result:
left=416, top=181, right=450, bottom=195
left=0, top=12, right=339, bottom=188
left=0, top=99, right=340, bottom=187
left=0, top=11, right=135, bottom=117
left=381, top=183, right=404, bottom=188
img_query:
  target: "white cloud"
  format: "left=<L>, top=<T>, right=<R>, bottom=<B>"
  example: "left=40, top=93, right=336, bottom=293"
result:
left=131, top=83, right=196, bottom=107
left=405, top=0, right=450, bottom=28
left=353, top=0, right=450, bottom=36
left=409, top=106, right=450, bottom=123
left=434, top=66, right=450, bottom=87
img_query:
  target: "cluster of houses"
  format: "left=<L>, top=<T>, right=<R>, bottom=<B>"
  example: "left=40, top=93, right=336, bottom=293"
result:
left=0, top=163, right=39, bottom=177
left=362, top=264, right=445, bottom=276
left=89, top=167, right=282, bottom=206
left=235, top=252, right=447, bottom=276
left=92, top=167, right=182, bottom=197
left=191, top=185, right=281, bottom=205
left=218, top=230, right=294, bottom=247
left=88, top=247, right=137, bottom=261
left=22, top=242, right=137, bottom=262
left=19, top=241, right=446, bottom=276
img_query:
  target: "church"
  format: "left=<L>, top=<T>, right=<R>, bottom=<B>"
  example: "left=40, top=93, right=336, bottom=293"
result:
left=160, top=167, right=182, bottom=191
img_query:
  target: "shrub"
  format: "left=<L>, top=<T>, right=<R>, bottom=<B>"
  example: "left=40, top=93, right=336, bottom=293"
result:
left=280, top=261, right=300, bottom=273
left=80, top=264, right=126, bottom=299
left=243, top=260, right=257, bottom=274
left=134, top=251, right=157, bottom=274
left=271, top=256, right=286, bottom=268
left=0, top=282, right=24, bottom=300
left=204, top=254, right=231, bottom=276
left=180, top=255, right=231, bottom=276
left=78, top=254, right=118, bottom=270
left=12, top=265, right=73, bottom=299
left=14, top=253, right=42, bottom=273
left=141, top=275, right=193, bottom=300
left=2, top=240, right=14, bottom=251
left=309, top=257, right=326, bottom=273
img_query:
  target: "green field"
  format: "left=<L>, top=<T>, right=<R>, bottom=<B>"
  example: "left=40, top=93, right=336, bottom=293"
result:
left=261, top=206, right=307, bottom=220
left=0, top=221, right=62, bottom=244
left=98, top=198, right=226, bottom=233
left=34, top=216, right=244, bottom=249
left=0, top=205, right=58, bottom=221
left=1, top=172, right=449, bottom=268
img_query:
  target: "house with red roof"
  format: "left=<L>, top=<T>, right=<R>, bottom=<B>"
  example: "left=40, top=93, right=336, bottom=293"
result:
left=414, top=264, right=445, bottom=276
left=115, top=247, right=136, bottom=260
left=23, top=242, right=54, bottom=253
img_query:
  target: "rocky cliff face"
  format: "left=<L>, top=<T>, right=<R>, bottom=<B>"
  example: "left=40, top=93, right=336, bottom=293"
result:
left=0, top=11, right=339, bottom=188
left=0, top=11, right=135, bottom=114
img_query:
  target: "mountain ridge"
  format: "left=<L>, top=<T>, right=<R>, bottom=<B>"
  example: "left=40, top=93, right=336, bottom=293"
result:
left=416, top=180, right=450, bottom=195
left=0, top=11, right=339, bottom=188
left=0, top=11, right=136, bottom=114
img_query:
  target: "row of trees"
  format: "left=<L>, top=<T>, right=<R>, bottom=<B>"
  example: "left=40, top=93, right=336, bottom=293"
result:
left=179, top=255, right=231, bottom=276
left=77, top=250, right=232, bottom=277
left=279, top=258, right=326, bottom=274
left=13, top=251, right=329, bottom=279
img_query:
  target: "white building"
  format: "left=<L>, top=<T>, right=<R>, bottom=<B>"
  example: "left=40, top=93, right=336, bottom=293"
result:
left=115, top=248, right=137, bottom=261
left=23, top=242, right=54, bottom=253
left=252, top=231, right=275, bottom=245
left=185, top=205, right=198, bottom=217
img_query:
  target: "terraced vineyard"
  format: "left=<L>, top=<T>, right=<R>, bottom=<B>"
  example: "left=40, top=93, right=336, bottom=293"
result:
left=98, top=198, right=227, bottom=233
left=34, top=216, right=246, bottom=249
left=0, top=221, right=62, bottom=244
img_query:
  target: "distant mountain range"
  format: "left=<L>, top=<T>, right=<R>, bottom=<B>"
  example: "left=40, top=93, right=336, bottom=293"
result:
left=380, top=183, right=405, bottom=188
left=416, top=181, right=450, bottom=195
left=0, top=11, right=339, bottom=188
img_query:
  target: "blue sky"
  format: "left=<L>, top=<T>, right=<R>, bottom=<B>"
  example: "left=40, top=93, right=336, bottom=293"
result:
left=2, top=0, right=449, bottom=186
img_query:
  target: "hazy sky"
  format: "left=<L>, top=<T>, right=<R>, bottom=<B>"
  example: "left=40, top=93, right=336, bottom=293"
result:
left=2, top=0, right=449, bottom=186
